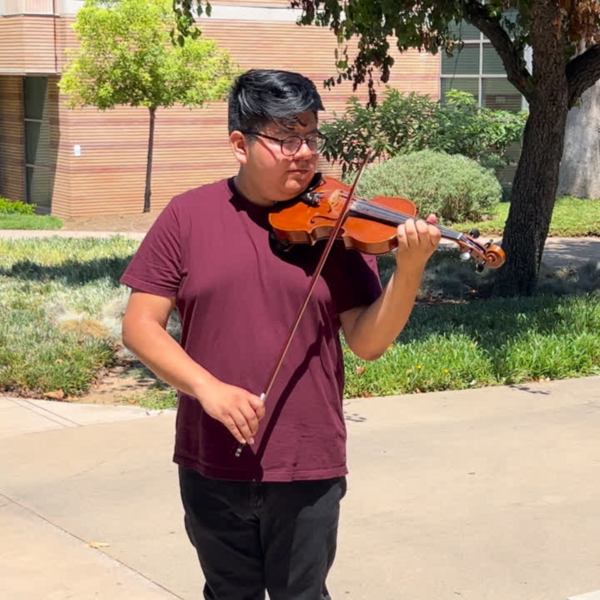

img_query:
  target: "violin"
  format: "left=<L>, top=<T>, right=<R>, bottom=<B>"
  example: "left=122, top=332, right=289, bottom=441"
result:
left=269, top=173, right=505, bottom=272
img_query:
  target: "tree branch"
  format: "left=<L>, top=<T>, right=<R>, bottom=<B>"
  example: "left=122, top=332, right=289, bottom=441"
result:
left=567, top=44, right=600, bottom=109
left=462, top=1, right=532, bottom=101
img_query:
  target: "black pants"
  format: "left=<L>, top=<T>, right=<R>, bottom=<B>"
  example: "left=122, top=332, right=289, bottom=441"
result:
left=178, top=466, right=347, bottom=600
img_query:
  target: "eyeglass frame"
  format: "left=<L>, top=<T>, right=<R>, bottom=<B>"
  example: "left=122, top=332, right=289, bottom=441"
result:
left=240, top=130, right=328, bottom=156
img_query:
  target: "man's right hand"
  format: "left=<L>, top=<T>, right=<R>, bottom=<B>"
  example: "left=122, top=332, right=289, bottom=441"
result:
left=196, top=381, right=266, bottom=445
left=122, top=291, right=265, bottom=446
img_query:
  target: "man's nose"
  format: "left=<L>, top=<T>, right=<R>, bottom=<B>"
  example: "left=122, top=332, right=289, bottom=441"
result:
left=294, top=139, right=314, bottom=160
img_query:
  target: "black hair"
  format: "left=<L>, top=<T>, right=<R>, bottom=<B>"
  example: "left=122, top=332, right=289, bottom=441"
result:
left=228, top=69, right=325, bottom=134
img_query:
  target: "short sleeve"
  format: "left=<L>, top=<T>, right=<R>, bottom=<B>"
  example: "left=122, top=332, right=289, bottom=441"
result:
left=325, top=246, right=383, bottom=315
left=120, top=199, right=183, bottom=297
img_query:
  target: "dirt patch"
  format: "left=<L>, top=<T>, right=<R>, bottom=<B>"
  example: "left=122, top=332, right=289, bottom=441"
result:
left=75, top=358, right=160, bottom=406
left=60, top=211, right=161, bottom=233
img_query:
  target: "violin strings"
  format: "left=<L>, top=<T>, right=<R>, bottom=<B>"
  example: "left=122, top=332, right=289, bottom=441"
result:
left=337, top=193, right=464, bottom=242
left=339, top=192, right=441, bottom=229
left=352, top=198, right=462, bottom=240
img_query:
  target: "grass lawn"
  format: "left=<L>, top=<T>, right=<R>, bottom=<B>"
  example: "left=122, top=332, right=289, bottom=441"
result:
left=344, top=294, right=600, bottom=397
left=0, top=237, right=138, bottom=397
left=454, top=195, right=600, bottom=237
left=0, top=213, right=64, bottom=230
left=1, top=237, right=600, bottom=409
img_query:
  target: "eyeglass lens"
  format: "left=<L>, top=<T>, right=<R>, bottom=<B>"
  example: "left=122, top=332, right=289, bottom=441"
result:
left=282, top=136, right=325, bottom=155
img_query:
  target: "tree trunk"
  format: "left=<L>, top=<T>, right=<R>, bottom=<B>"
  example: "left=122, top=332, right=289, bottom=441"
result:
left=493, top=0, right=569, bottom=297
left=493, top=95, right=569, bottom=296
left=143, top=107, right=157, bottom=213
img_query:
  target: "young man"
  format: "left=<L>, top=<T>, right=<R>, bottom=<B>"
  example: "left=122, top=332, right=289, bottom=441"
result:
left=120, top=69, right=441, bottom=600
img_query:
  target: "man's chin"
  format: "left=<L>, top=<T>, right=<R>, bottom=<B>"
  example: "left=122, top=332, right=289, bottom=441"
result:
left=284, top=171, right=314, bottom=192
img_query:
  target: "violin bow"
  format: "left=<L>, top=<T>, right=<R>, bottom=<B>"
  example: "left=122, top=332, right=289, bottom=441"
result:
left=235, top=152, right=371, bottom=457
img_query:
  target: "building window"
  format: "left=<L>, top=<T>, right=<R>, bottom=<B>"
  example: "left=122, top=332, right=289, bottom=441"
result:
left=440, top=21, right=525, bottom=113
left=440, top=20, right=527, bottom=183
left=23, top=76, right=53, bottom=211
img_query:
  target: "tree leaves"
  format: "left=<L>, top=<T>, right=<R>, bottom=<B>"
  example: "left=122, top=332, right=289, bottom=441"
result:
left=320, top=88, right=526, bottom=176
left=177, top=1, right=600, bottom=107
left=59, top=0, right=240, bottom=112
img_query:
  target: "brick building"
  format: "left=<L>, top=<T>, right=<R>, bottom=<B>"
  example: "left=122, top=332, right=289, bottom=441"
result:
left=0, top=1, right=523, bottom=217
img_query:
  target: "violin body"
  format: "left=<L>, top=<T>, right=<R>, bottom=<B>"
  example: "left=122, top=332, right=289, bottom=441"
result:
left=270, top=177, right=418, bottom=255
left=269, top=175, right=505, bottom=270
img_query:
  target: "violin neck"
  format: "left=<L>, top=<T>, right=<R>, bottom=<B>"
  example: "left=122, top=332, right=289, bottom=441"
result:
left=351, top=199, right=465, bottom=243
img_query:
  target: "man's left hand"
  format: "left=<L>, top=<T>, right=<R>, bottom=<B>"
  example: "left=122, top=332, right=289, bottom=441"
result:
left=395, top=214, right=442, bottom=269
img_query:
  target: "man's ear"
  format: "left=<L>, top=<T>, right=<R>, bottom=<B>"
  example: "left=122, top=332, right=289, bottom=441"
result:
left=229, top=131, right=249, bottom=166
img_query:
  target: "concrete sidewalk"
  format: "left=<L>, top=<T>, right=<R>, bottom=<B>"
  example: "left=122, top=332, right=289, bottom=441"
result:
left=0, top=396, right=160, bottom=440
left=0, top=397, right=176, bottom=599
left=2, top=378, right=600, bottom=599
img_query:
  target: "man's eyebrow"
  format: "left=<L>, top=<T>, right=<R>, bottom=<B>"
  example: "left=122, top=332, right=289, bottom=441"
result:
left=275, top=127, right=319, bottom=136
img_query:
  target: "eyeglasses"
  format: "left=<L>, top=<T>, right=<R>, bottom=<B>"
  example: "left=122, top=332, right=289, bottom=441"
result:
left=242, top=131, right=328, bottom=156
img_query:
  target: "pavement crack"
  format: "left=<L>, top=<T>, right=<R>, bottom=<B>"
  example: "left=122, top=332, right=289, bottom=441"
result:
left=68, top=460, right=108, bottom=479
left=10, top=399, right=81, bottom=428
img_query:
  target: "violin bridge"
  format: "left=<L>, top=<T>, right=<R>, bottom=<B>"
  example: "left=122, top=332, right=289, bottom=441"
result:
left=327, top=190, right=343, bottom=211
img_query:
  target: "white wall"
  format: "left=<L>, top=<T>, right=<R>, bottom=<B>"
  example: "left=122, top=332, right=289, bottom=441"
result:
left=558, top=81, right=600, bottom=200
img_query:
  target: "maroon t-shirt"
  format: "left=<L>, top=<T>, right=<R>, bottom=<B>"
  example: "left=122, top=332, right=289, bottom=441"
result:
left=120, top=178, right=382, bottom=482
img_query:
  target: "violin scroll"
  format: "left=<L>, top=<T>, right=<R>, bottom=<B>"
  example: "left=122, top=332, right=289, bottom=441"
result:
left=457, top=234, right=506, bottom=273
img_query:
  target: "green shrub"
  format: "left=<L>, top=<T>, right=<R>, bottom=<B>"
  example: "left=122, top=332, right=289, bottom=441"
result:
left=0, top=197, right=35, bottom=215
left=321, top=88, right=527, bottom=176
left=355, top=150, right=502, bottom=223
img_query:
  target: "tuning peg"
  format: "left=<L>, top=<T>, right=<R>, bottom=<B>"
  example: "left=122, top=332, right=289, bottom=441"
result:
left=459, top=251, right=471, bottom=262
left=475, top=263, right=485, bottom=274
left=468, top=228, right=480, bottom=239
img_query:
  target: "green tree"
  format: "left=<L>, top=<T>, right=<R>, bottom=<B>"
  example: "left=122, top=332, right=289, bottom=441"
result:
left=60, top=0, right=239, bottom=212
left=176, top=1, right=600, bottom=295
